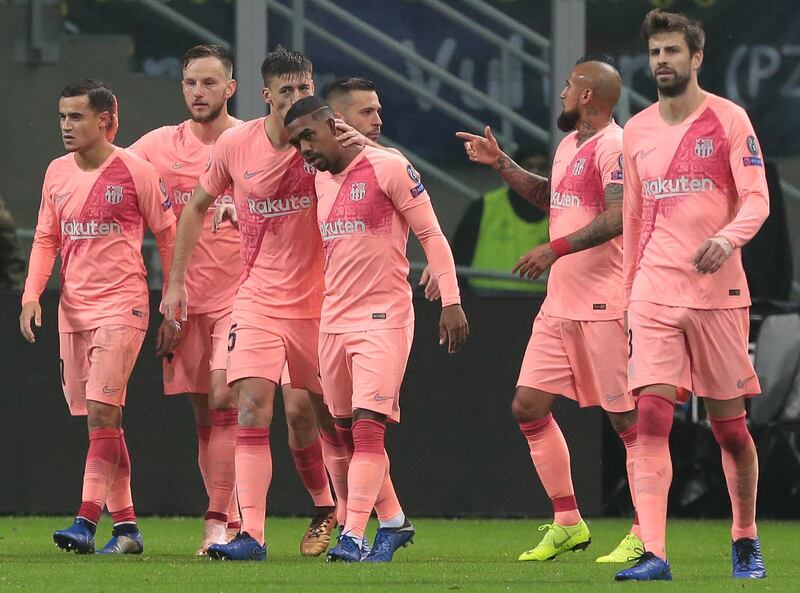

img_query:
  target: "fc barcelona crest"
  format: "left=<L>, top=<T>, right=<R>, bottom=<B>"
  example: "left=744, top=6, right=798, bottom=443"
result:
left=350, top=182, right=366, bottom=201
left=694, top=138, right=714, bottom=159
left=104, top=184, right=124, bottom=205
left=572, top=157, right=586, bottom=176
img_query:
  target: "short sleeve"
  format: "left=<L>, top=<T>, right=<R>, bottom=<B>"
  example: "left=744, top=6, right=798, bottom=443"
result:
left=596, top=132, right=624, bottom=187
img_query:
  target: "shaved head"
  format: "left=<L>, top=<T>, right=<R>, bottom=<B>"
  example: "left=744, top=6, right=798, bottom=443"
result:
left=572, top=59, right=621, bottom=114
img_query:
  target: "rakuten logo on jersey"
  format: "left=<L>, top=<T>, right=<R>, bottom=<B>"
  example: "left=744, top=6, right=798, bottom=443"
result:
left=551, top=191, right=582, bottom=209
left=247, top=195, right=313, bottom=218
left=61, top=220, right=123, bottom=240
left=641, top=176, right=715, bottom=199
left=172, top=189, right=193, bottom=206
left=319, top=219, right=367, bottom=240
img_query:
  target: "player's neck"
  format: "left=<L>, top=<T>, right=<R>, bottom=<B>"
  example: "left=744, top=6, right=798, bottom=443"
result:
left=73, top=140, right=115, bottom=171
left=264, top=115, right=291, bottom=151
left=657, top=81, right=706, bottom=125
left=575, top=115, right=611, bottom=146
left=189, top=112, right=235, bottom=145
left=330, top=145, right=364, bottom=175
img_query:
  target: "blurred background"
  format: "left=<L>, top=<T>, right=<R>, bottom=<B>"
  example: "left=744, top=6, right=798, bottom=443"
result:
left=1, top=0, right=799, bottom=521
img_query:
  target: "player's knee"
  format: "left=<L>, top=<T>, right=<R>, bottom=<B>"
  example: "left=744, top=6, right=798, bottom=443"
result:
left=710, top=415, right=752, bottom=455
left=86, top=402, right=122, bottom=429
left=209, top=383, right=235, bottom=410
left=285, top=405, right=317, bottom=436
left=511, top=389, right=548, bottom=423
left=607, top=409, right=637, bottom=434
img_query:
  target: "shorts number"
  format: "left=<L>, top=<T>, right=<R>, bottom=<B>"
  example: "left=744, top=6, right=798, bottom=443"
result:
left=627, top=329, right=633, bottom=359
left=227, top=323, right=238, bottom=353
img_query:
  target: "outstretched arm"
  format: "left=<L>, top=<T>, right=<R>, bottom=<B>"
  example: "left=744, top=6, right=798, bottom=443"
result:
left=456, top=126, right=550, bottom=212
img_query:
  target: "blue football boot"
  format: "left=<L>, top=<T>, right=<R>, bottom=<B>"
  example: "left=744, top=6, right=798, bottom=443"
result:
left=363, top=518, right=415, bottom=563
left=337, top=525, right=371, bottom=560
left=326, top=534, right=363, bottom=562
left=615, top=551, right=672, bottom=581
left=53, top=518, right=96, bottom=554
left=207, top=532, right=267, bottom=561
left=732, top=537, right=767, bottom=579
left=97, top=526, right=144, bottom=555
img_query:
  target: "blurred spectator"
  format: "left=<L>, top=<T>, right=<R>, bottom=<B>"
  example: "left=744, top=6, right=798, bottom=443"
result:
left=452, top=145, right=550, bottom=293
left=0, top=194, right=25, bottom=293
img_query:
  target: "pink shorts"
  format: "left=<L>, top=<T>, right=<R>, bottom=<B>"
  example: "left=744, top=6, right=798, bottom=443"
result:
left=163, top=308, right=232, bottom=395
left=319, top=325, right=414, bottom=423
left=280, top=363, right=291, bottom=387
left=59, top=325, right=146, bottom=416
left=517, top=311, right=633, bottom=413
left=627, top=301, right=760, bottom=400
left=226, top=309, right=322, bottom=393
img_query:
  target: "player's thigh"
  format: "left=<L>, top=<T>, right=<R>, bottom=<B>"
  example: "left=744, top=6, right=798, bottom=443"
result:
left=685, top=307, right=760, bottom=399
left=226, top=310, right=285, bottom=385
left=318, top=331, right=354, bottom=421
left=163, top=313, right=212, bottom=396
left=85, top=325, right=145, bottom=409
left=350, top=325, right=413, bottom=424
left=283, top=317, right=323, bottom=394
left=627, top=301, right=691, bottom=394
left=59, top=330, right=92, bottom=416
left=516, top=311, right=575, bottom=398
left=565, top=318, right=633, bottom=413
left=511, top=386, right=557, bottom=422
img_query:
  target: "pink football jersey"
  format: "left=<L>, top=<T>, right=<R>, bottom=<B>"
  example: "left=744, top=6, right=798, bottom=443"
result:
left=542, top=122, right=624, bottom=321
left=315, top=146, right=451, bottom=332
left=34, top=148, right=176, bottom=332
left=622, top=93, right=769, bottom=309
left=129, top=120, right=243, bottom=314
left=200, top=118, right=323, bottom=319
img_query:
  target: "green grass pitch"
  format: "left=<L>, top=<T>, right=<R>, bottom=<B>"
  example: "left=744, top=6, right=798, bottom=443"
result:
left=0, top=517, right=796, bottom=592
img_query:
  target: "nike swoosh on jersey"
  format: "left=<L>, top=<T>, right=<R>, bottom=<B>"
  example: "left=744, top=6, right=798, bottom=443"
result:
left=55, top=192, right=71, bottom=202
left=244, top=169, right=263, bottom=179
left=172, top=162, right=187, bottom=169
left=373, top=394, right=395, bottom=401
left=637, top=148, right=656, bottom=160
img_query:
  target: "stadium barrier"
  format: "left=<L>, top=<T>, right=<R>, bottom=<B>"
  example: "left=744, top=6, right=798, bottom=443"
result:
left=0, top=291, right=605, bottom=517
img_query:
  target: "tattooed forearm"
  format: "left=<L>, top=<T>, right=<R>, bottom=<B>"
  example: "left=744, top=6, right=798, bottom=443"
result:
left=495, top=154, right=551, bottom=213
left=564, top=183, right=623, bottom=253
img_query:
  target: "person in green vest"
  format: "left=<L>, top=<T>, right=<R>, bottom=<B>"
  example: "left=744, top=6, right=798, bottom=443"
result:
left=452, top=146, right=550, bottom=293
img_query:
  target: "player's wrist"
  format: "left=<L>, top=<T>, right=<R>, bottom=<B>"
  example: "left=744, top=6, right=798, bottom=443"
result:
left=549, top=237, right=571, bottom=258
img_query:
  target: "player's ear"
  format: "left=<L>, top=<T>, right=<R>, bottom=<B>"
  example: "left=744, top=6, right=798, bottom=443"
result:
left=262, top=86, right=271, bottom=106
left=98, top=110, right=111, bottom=130
left=327, top=117, right=337, bottom=135
left=691, top=49, right=704, bottom=72
left=226, top=78, right=237, bottom=100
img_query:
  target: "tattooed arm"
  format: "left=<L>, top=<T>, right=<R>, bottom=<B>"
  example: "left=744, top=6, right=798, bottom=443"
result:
left=562, top=182, right=623, bottom=251
left=455, top=126, right=550, bottom=213
left=512, top=183, right=622, bottom=279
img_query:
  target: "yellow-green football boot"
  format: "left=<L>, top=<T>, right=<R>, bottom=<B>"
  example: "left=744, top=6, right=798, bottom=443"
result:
left=518, top=520, right=591, bottom=561
left=595, top=533, right=644, bottom=563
